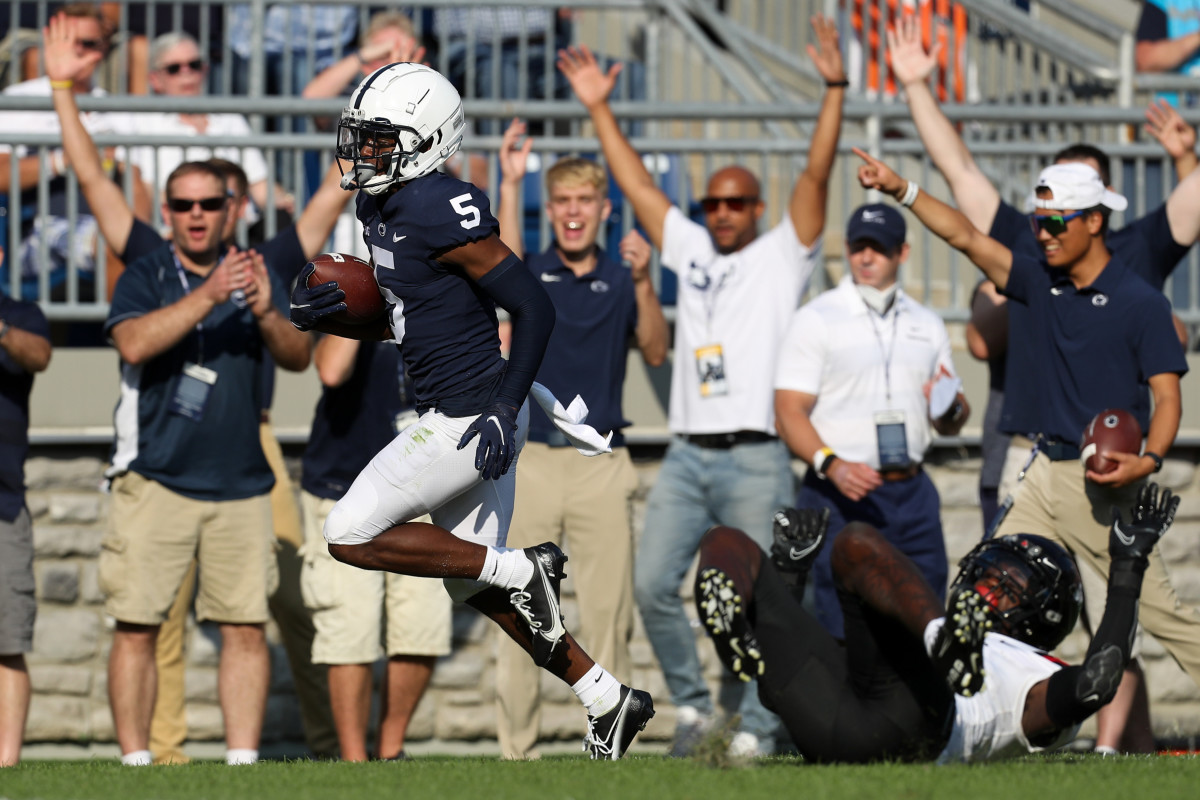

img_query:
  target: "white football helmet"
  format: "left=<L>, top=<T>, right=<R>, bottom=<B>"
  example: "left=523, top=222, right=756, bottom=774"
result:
left=336, top=63, right=466, bottom=195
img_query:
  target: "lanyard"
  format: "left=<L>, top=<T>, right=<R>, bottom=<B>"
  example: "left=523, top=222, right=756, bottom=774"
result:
left=170, top=245, right=222, bottom=367
left=689, top=257, right=735, bottom=336
left=863, top=297, right=900, bottom=405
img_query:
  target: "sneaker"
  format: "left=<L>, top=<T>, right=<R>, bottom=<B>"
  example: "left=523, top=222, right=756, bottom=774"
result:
left=668, top=706, right=714, bottom=759
left=770, top=507, right=830, bottom=575
left=582, top=686, right=655, bottom=760
left=931, top=585, right=992, bottom=697
left=509, top=543, right=568, bottom=667
left=696, top=567, right=764, bottom=683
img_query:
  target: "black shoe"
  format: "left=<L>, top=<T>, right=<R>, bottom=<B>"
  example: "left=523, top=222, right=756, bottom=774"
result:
left=509, top=543, right=568, bottom=667
left=770, top=507, right=830, bottom=575
left=583, top=686, right=655, bottom=760
left=696, top=568, right=764, bottom=683
left=931, top=585, right=992, bottom=697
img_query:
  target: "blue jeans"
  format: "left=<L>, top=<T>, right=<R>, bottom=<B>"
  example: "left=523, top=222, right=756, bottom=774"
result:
left=635, top=437, right=793, bottom=739
left=798, top=469, right=948, bottom=640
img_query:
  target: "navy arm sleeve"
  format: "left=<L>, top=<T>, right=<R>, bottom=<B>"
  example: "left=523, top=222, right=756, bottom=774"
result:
left=1137, top=3, right=1168, bottom=42
left=476, top=253, right=555, bottom=409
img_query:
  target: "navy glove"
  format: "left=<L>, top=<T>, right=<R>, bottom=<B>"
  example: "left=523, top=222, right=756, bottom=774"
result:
left=290, top=262, right=347, bottom=331
left=457, top=402, right=520, bottom=480
left=1110, top=482, right=1179, bottom=564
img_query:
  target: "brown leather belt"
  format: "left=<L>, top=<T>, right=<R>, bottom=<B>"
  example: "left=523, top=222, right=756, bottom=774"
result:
left=880, top=464, right=921, bottom=482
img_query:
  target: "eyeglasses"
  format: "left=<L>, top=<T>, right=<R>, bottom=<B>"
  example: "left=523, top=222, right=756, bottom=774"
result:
left=700, top=195, right=758, bottom=213
left=160, top=59, right=205, bottom=76
left=77, top=38, right=107, bottom=52
left=167, top=196, right=228, bottom=213
left=1028, top=209, right=1086, bottom=237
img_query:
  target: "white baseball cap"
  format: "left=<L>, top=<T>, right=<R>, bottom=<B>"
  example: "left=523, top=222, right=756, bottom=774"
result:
left=1031, top=162, right=1127, bottom=212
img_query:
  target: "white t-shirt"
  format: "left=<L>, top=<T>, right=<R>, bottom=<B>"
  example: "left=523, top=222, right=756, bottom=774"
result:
left=929, top=622, right=1079, bottom=763
left=661, top=206, right=819, bottom=434
left=774, top=276, right=956, bottom=468
left=0, top=77, right=137, bottom=158
left=127, top=111, right=269, bottom=191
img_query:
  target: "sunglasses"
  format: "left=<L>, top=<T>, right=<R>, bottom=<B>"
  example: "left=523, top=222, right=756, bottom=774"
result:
left=167, top=196, right=228, bottom=213
left=1028, top=209, right=1086, bottom=237
left=160, top=59, right=205, bottom=75
left=700, top=195, right=758, bottom=213
left=77, top=38, right=107, bottom=52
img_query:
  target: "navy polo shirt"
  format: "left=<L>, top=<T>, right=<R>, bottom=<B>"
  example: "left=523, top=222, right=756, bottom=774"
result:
left=1001, top=252, right=1187, bottom=443
left=524, top=247, right=638, bottom=448
left=104, top=247, right=291, bottom=500
left=990, top=201, right=1190, bottom=436
left=301, top=340, right=413, bottom=501
left=0, top=294, right=50, bottom=521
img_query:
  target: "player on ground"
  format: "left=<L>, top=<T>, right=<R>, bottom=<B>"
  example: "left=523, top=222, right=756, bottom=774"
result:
left=695, top=483, right=1176, bottom=762
left=288, top=63, right=653, bottom=759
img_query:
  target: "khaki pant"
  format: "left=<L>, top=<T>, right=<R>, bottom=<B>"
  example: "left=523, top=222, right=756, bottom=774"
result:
left=494, top=444, right=638, bottom=760
left=996, top=441, right=1200, bottom=686
left=149, top=424, right=338, bottom=762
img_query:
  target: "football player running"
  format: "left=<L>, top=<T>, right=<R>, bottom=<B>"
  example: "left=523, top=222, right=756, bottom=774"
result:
left=693, top=483, right=1177, bottom=763
left=289, top=63, right=653, bottom=759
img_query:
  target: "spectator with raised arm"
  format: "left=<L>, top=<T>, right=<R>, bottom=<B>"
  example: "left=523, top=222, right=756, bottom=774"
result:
left=558, top=15, right=845, bottom=758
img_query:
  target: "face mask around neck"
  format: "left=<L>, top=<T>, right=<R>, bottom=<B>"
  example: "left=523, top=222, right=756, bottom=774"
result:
left=856, top=282, right=898, bottom=315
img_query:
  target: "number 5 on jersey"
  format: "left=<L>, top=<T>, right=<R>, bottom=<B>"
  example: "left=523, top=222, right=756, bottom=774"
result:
left=450, top=193, right=480, bottom=229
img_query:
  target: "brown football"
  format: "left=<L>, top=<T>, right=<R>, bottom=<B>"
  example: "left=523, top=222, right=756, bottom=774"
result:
left=306, top=252, right=385, bottom=325
left=1079, top=409, right=1143, bottom=475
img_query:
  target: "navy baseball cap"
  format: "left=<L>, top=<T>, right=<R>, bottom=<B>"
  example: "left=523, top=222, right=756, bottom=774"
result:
left=845, top=203, right=907, bottom=250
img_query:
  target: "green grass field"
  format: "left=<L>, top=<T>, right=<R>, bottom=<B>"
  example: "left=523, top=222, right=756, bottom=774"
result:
left=2, top=754, right=1199, bottom=800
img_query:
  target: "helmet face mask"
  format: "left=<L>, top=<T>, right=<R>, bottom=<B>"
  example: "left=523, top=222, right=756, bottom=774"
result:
left=337, top=63, right=466, bottom=195
left=951, top=534, right=1082, bottom=651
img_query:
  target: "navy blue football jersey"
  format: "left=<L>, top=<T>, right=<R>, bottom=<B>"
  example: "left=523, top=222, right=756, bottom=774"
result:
left=356, top=171, right=505, bottom=417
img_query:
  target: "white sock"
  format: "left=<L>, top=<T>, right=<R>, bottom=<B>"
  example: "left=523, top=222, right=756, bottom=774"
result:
left=478, top=546, right=534, bottom=590
left=226, top=748, right=258, bottom=765
left=571, top=664, right=623, bottom=718
left=924, top=617, right=945, bottom=658
left=120, top=749, right=153, bottom=766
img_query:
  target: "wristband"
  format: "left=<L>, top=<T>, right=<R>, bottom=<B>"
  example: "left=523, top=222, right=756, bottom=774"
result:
left=1143, top=451, right=1163, bottom=473
left=899, top=180, right=920, bottom=208
left=825, top=79, right=850, bottom=88
left=812, top=446, right=836, bottom=479
left=50, top=79, right=73, bottom=90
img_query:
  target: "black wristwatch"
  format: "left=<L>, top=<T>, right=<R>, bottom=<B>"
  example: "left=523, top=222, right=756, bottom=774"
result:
left=1144, top=451, right=1164, bottom=473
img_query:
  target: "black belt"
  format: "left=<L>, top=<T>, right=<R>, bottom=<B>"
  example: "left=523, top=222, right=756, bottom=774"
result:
left=1037, top=438, right=1080, bottom=461
left=679, top=431, right=777, bottom=449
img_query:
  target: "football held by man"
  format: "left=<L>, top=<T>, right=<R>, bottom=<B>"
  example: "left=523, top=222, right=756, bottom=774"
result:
left=288, top=63, right=653, bottom=759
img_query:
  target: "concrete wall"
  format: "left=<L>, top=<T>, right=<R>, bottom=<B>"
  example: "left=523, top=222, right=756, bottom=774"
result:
left=21, top=443, right=1200, bottom=752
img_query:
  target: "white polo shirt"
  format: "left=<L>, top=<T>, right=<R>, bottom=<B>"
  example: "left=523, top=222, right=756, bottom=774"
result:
left=0, top=77, right=137, bottom=158
left=774, top=276, right=956, bottom=468
left=661, top=206, right=819, bottom=435
left=127, top=111, right=270, bottom=192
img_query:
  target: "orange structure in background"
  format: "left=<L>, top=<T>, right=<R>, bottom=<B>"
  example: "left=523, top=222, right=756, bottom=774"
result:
left=849, top=0, right=968, bottom=102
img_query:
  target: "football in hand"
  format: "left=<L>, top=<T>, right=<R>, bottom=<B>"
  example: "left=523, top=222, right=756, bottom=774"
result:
left=1079, top=409, right=1143, bottom=475
left=306, top=252, right=385, bottom=325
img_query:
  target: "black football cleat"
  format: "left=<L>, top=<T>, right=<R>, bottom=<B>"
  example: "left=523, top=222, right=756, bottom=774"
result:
left=583, top=686, right=655, bottom=760
left=509, top=543, right=568, bottom=667
left=770, top=507, right=830, bottom=575
left=696, top=568, right=764, bottom=683
left=931, top=585, right=992, bottom=697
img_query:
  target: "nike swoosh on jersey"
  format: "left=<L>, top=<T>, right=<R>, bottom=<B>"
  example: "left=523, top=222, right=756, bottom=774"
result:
left=393, top=233, right=407, bottom=242
left=540, top=273, right=562, bottom=282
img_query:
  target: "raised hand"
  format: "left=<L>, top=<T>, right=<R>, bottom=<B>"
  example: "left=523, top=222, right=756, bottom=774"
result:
left=1110, top=482, right=1180, bottom=564
left=43, top=12, right=102, bottom=84
left=887, top=13, right=939, bottom=88
left=557, top=45, right=622, bottom=110
left=1144, top=99, right=1197, bottom=162
left=852, top=146, right=907, bottom=197
left=618, top=229, right=652, bottom=283
left=499, top=118, right=533, bottom=186
left=808, top=15, right=846, bottom=85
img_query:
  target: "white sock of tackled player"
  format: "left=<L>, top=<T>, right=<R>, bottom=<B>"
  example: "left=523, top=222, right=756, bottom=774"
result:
left=226, top=748, right=258, bottom=765
left=120, top=749, right=152, bottom=766
left=478, top=546, right=534, bottom=589
left=572, top=663, right=622, bottom=718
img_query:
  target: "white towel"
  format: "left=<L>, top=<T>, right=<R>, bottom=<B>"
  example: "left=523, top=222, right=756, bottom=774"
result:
left=529, top=382, right=613, bottom=456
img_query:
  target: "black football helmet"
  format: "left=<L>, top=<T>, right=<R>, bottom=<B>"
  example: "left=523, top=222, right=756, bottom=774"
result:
left=950, top=534, right=1082, bottom=651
